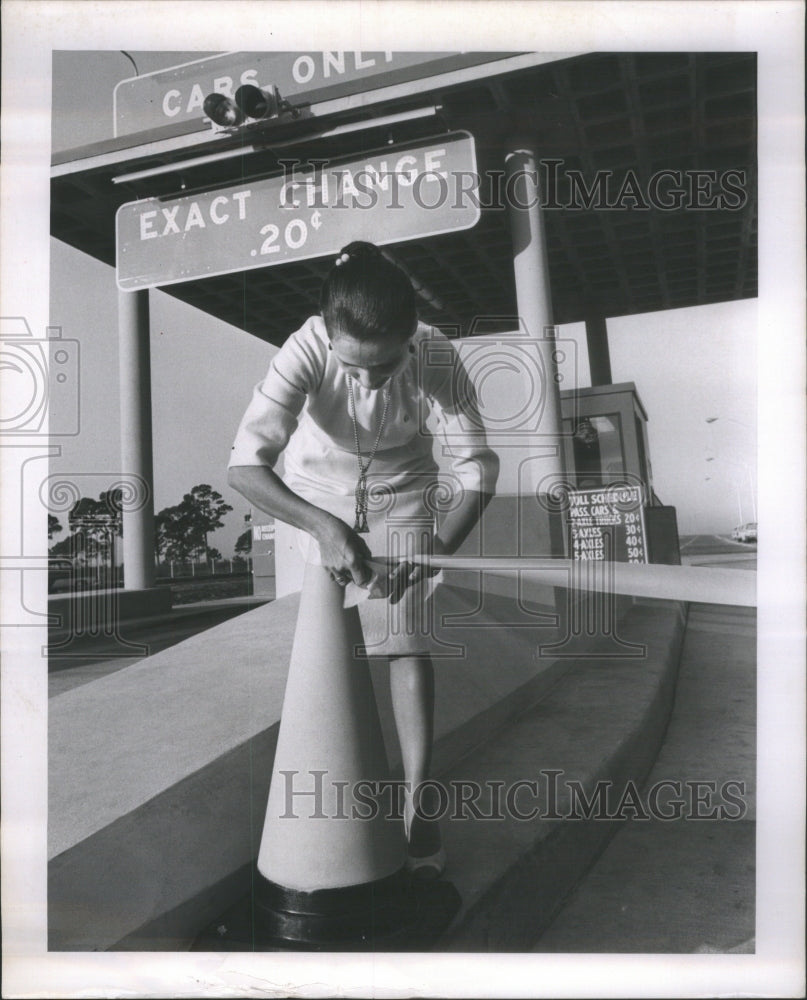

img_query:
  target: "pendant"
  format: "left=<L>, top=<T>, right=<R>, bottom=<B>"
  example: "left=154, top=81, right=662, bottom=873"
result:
left=354, top=475, right=370, bottom=533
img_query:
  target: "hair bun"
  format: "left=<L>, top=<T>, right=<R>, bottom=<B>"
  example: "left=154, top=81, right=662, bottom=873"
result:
left=321, top=239, right=416, bottom=343
left=339, top=240, right=382, bottom=262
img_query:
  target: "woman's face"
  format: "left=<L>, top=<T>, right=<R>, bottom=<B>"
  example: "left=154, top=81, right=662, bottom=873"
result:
left=330, top=332, right=412, bottom=390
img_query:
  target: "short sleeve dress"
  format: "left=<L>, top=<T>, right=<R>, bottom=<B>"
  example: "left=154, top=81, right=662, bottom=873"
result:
left=229, top=316, right=498, bottom=655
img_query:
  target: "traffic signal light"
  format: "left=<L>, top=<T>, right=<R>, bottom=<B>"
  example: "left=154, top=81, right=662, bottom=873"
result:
left=235, top=84, right=281, bottom=120
left=203, top=84, right=285, bottom=129
left=202, top=92, right=245, bottom=127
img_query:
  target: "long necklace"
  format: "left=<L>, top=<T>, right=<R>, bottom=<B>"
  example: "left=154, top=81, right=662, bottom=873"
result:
left=346, top=373, right=391, bottom=533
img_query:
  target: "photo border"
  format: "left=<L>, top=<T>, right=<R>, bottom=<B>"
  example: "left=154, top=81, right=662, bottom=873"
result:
left=1, top=1, right=804, bottom=997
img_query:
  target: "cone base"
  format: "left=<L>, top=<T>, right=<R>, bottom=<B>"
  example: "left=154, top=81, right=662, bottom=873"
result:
left=193, top=868, right=462, bottom=952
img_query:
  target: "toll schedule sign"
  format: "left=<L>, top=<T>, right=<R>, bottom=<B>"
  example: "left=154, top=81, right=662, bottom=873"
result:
left=116, top=132, right=480, bottom=291
left=567, top=486, right=648, bottom=564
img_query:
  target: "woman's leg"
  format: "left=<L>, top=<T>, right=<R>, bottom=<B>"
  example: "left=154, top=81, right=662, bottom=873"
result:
left=388, top=654, right=442, bottom=856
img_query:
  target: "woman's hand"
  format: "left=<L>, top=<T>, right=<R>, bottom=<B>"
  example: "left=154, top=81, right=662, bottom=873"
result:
left=315, top=516, right=374, bottom=587
left=388, top=536, right=446, bottom=605
left=227, top=468, right=374, bottom=589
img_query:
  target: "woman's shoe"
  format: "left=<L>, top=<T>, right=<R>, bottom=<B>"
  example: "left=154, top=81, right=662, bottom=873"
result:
left=405, top=844, right=446, bottom=879
left=403, top=788, right=446, bottom=879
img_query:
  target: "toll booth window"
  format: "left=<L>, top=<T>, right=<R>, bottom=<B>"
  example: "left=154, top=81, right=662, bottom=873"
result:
left=568, top=414, right=626, bottom=488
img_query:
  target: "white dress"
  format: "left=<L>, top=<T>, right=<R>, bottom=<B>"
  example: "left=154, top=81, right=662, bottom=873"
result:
left=229, top=316, right=498, bottom=654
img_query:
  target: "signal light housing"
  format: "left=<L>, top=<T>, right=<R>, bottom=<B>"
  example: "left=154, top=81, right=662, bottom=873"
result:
left=235, top=84, right=281, bottom=120
left=202, top=92, right=245, bottom=128
left=204, top=84, right=288, bottom=130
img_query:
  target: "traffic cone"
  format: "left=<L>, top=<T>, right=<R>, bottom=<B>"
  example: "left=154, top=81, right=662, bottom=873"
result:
left=254, top=561, right=410, bottom=947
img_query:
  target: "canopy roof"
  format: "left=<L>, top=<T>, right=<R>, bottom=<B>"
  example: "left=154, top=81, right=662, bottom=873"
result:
left=51, top=51, right=756, bottom=342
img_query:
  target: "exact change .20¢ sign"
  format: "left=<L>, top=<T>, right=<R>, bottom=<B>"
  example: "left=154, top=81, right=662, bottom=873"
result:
left=116, top=132, right=480, bottom=291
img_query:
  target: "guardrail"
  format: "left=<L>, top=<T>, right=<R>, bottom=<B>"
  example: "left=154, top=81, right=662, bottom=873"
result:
left=155, top=558, right=252, bottom=579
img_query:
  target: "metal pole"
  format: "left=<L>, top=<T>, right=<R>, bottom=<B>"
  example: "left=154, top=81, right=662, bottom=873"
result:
left=118, top=288, right=156, bottom=590
left=747, top=469, right=757, bottom=522
left=734, top=484, right=743, bottom=525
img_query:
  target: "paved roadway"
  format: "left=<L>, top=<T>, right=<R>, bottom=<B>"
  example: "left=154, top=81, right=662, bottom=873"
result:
left=48, top=597, right=271, bottom=698
left=679, top=532, right=757, bottom=568
left=532, top=542, right=757, bottom=953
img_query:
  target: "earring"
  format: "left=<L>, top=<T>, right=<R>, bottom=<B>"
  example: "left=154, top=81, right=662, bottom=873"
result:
left=408, top=344, right=415, bottom=354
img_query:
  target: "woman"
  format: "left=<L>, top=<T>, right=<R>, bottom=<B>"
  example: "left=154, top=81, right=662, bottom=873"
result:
left=228, top=241, right=498, bottom=876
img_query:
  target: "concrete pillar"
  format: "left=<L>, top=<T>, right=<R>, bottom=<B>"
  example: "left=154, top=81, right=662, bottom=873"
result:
left=504, top=142, right=566, bottom=565
left=504, top=143, right=565, bottom=481
left=585, top=313, right=613, bottom=386
left=118, top=288, right=156, bottom=590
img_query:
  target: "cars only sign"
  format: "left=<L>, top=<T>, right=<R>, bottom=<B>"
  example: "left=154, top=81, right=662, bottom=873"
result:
left=113, top=52, right=516, bottom=137
left=116, top=132, right=480, bottom=291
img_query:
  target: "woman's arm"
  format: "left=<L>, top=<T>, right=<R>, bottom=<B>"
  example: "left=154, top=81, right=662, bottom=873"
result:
left=228, top=465, right=373, bottom=585
left=228, top=322, right=374, bottom=585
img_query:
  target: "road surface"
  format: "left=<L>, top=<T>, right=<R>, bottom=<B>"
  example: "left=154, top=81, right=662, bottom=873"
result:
left=532, top=589, right=756, bottom=952
left=48, top=597, right=270, bottom=697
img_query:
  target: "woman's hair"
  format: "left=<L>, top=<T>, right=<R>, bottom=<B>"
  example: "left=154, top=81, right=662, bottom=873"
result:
left=320, top=241, right=417, bottom=343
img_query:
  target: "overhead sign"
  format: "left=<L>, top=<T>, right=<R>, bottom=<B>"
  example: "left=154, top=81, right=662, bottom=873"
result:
left=113, top=51, right=517, bottom=137
left=567, top=486, right=648, bottom=564
left=116, top=132, right=480, bottom=291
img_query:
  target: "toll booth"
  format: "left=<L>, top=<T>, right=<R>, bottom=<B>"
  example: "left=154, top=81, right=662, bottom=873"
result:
left=561, top=382, right=681, bottom=565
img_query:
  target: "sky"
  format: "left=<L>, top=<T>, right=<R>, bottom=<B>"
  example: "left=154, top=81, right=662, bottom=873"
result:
left=48, top=49, right=760, bottom=556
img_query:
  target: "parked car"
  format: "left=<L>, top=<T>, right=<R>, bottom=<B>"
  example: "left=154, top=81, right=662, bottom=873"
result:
left=731, top=522, right=757, bottom=543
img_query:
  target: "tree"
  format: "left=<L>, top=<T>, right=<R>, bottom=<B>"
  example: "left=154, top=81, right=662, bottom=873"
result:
left=156, top=504, right=187, bottom=562
left=48, top=514, right=63, bottom=540
left=187, top=484, right=233, bottom=561
left=67, top=492, right=122, bottom=575
left=155, top=502, right=198, bottom=562
left=235, top=529, right=252, bottom=557
left=49, top=531, right=86, bottom=561
left=155, top=484, right=233, bottom=565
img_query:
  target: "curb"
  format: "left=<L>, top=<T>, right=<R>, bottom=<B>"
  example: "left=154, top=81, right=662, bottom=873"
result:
left=437, top=600, right=687, bottom=950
